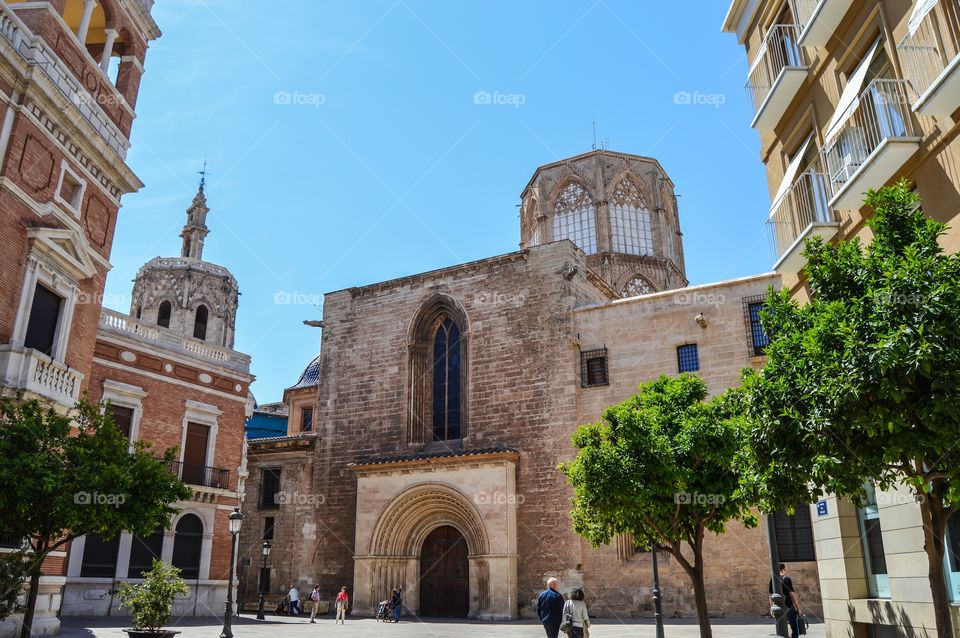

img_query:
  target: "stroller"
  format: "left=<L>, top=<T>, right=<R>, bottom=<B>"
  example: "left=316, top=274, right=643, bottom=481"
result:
left=376, top=599, right=396, bottom=622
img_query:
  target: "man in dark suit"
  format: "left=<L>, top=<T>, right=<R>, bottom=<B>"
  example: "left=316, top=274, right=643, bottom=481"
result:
left=537, top=577, right=565, bottom=638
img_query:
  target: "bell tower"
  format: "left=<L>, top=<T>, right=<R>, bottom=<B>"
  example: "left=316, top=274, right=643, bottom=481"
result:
left=129, top=180, right=240, bottom=348
left=519, top=150, right=687, bottom=296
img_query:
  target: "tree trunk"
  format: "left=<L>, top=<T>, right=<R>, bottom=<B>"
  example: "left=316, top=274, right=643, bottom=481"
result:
left=690, top=561, right=712, bottom=638
left=918, top=488, right=955, bottom=638
left=19, top=561, right=41, bottom=638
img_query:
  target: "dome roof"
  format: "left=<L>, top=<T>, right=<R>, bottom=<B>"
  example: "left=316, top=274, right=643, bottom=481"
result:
left=287, top=354, right=320, bottom=391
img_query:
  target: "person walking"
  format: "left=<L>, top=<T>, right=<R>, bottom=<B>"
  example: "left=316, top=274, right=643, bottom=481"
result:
left=390, top=587, right=402, bottom=622
left=308, top=584, right=321, bottom=623
left=563, top=588, right=591, bottom=638
left=335, top=586, right=348, bottom=624
left=769, top=563, right=803, bottom=638
left=537, top=577, right=565, bottom=638
left=288, top=584, right=301, bottom=617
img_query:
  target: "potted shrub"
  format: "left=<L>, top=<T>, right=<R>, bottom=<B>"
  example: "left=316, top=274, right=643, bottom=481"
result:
left=116, top=559, right=187, bottom=638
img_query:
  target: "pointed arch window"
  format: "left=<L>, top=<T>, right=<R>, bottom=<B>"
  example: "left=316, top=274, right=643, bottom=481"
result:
left=157, top=300, right=171, bottom=328
left=193, top=305, right=208, bottom=340
left=432, top=319, right=462, bottom=441
left=611, top=179, right=653, bottom=256
left=553, top=182, right=597, bottom=254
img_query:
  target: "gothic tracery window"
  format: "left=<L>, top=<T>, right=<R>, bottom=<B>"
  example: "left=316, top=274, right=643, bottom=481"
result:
left=623, top=275, right=655, bottom=297
left=610, top=179, right=653, bottom=256
left=553, top=181, right=597, bottom=254
left=432, top=318, right=462, bottom=441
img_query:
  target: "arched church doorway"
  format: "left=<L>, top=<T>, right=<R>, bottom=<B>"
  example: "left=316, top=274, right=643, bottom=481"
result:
left=419, top=525, right=469, bottom=617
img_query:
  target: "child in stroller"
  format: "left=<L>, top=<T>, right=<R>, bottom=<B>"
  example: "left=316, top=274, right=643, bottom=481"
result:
left=375, top=599, right=395, bottom=622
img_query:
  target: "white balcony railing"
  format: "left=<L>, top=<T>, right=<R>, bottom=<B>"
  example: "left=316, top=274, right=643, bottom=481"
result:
left=821, top=79, right=920, bottom=209
left=767, top=171, right=838, bottom=270
left=746, top=24, right=808, bottom=129
left=898, top=0, right=960, bottom=115
left=790, top=0, right=856, bottom=48
left=0, top=344, right=84, bottom=407
left=0, top=2, right=129, bottom=159
left=99, top=308, right=251, bottom=373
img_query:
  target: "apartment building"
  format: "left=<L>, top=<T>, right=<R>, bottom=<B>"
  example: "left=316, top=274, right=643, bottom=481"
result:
left=723, top=1, right=960, bottom=636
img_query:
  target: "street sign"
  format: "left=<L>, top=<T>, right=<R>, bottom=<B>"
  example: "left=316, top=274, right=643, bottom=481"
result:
left=241, top=557, right=252, bottom=567
left=816, top=500, right=828, bottom=516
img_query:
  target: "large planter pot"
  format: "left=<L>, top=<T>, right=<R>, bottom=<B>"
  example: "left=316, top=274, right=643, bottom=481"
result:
left=124, top=630, right=181, bottom=638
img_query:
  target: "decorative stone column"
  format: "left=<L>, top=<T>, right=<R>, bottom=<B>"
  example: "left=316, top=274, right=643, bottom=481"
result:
left=100, top=29, right=118, bottom=74
left=75, top=0, right=97, bottom=44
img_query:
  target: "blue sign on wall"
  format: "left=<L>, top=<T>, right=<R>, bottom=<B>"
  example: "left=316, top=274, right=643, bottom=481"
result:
left=816, top=500, right=828, bottom=516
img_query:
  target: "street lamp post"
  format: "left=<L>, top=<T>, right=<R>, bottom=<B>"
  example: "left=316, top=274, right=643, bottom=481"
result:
left=767, top=513, right=789, bottom=637
left=220, top=507, right=244, bottom=638
left=651, top=543, right=665, bottom=638
left=256, top=541, right=271, bottom=621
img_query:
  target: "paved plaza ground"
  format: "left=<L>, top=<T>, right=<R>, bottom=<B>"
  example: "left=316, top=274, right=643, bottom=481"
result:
left=59, top=614, right=825, bottom=638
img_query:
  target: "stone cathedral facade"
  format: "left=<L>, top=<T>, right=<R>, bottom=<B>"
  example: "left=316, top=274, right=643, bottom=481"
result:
left=238, top=150, right=822, bottom=621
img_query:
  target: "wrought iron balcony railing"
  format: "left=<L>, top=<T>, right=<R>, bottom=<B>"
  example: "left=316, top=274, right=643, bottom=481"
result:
left=168, top=460, right=231, bottom=491
left=821, top=78, right=915, bottom=195
left=745, top=24, right=806, bottom=121
left=898, top=0, right=960, bottom=114
left=767, top=171, right=836, bottom=261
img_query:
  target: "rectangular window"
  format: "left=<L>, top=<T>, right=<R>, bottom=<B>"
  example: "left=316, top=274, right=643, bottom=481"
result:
left=300, top=406, right=313, bottom=432
left=110, top=405, right=134, bottom=440
left=260, top=468, right=281, bottom=509
left=773, top=505, right=816, bottom=562
left=677, top=344, right=700, bottom=373
left=580, top=347, right=609, bottom=387
left=24, top=283, right=62, bottom=357
left=743, top=296, right=771, bottom=357
left=80, top=533, right=120, bottom=578
left=127, top=528, right=164, bottom=578
left=263, top=517, right=275, bottom=541
left=858, top=483, right=890, bottom=598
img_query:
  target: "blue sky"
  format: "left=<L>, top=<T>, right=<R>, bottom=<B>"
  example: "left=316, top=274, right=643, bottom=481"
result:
left=104, top=0, right=772, bottom=403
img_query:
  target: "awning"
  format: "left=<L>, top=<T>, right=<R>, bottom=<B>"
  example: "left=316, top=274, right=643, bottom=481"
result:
left=824, top=38, right=882, bottom=143
left=747, top=38, right=770, bottom=77
left=769, top=137, right=813, bottom=214
left=907, top=0, right=938, bottom=37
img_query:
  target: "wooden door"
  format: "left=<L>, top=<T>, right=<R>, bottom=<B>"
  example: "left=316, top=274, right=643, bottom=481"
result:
left=182, top=422, right=210, bottom=485
left=419, top=525, right=469, bottom=617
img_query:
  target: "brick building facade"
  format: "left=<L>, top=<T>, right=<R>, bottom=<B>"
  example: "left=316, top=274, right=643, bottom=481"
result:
left=0, top=1, right=159, bottom=635
left=61, top=184, right=253, bottom=618
left=240, top=150, right=821, bottom=621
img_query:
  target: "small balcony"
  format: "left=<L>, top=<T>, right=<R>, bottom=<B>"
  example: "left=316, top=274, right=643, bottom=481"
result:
left=791, top=0, right=856, bottom=48
left=0, top=344, right=84, bottom=407
left=746, top=24, right=809, bottom=130
left=822, top=79, right=920, bottom=211
left=898, top=0, right=960, bottom=116
left=767, top=171, right=839, bottom=273
left=167, top=460, right=231, bottom=491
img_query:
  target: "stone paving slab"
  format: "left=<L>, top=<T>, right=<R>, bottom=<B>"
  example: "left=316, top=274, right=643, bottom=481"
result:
left=59, top=615, right=826, bottom=638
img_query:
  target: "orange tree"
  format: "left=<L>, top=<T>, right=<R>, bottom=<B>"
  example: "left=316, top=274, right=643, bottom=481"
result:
left=0, top=398, right=191, bottom=638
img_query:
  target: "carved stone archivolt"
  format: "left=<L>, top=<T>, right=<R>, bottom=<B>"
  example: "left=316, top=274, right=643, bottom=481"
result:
left=369, top=484, right=489, bottom=557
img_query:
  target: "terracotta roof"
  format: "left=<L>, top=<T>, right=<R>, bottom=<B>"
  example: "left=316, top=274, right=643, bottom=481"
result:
left=348, top=444, right=519, bottom=468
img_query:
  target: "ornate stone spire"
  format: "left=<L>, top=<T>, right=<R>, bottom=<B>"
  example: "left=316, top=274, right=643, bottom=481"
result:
left=179, top=182, right=210, bottom=260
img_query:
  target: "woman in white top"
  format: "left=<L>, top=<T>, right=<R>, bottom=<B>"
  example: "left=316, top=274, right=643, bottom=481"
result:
left=563, top=588, right=590, bottom=638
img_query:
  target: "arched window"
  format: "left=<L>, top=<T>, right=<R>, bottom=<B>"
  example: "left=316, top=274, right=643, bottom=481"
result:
left=193, top=305, right=208, bottom=340
left=171, top=514, right=203, bottom=580
left=157, top=300, right=171, bottom=328
left=408, top=296, right=469, bottom=445
left=610, top=179, right=653, bottom=256
left=432, top=319, right=461, bottom=441
left=553, top=182, right=597, bottom=254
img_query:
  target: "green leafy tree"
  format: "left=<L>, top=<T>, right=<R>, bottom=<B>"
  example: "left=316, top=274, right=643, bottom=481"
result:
left=561, top=374, right=757, bottom=638
left=116, top=559, right=189, bottom=633
left=741, top=180, right=960, bottom=637
left=0, top=398, right=192, bottom=638
left=0, top=550, right=28, bottom=621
